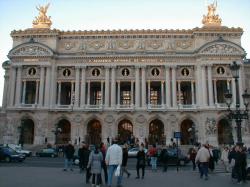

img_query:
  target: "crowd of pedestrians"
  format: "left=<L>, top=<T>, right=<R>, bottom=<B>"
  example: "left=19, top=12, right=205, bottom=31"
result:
left=59, top=139, right=249, bottom=186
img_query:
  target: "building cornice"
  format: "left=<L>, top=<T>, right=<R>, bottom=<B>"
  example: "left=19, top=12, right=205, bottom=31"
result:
left=10, top=27, right=243, bottom=38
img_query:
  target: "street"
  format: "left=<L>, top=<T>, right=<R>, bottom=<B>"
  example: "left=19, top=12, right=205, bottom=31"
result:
left=0, top=157, right=247, bottom=187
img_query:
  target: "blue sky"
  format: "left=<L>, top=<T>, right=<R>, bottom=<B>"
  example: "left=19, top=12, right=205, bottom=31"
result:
left=0, top=0, right=250, bottom=106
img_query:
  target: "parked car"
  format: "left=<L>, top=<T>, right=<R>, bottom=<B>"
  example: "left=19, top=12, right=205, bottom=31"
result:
left=5, top=144, right=32, bottom=157
left=36, top=148, right=58, bottom=158
left=128, top=147, right=148, bottom=157
left=0, top=146, right=25, bottom=162
left=147, top=147, right=189, bottom=166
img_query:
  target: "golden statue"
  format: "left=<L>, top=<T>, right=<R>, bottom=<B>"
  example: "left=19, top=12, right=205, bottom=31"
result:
left=32, top=3, right=52, bottom=29
left=202, top=0, right=221, bottom=27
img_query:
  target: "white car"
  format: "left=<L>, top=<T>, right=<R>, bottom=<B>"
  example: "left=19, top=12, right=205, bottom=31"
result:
left=5, top=144, right=32, bottom=157
left=128, top=147, right=148, bottom=157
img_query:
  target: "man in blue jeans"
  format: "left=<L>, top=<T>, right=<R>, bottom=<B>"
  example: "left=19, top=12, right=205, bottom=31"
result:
left=105, top=139, right=123, bottom=187
left=195, top=144, right=210, bottom=180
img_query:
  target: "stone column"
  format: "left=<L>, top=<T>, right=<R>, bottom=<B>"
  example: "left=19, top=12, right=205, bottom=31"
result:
left=35, top=80, right=39, bottom=105
left=15, top=66, right=22, bottom=106
left=111, top=66, right=116, bottom=108
left=196, top=64, right=202, bottom=107
left=177, top=81, right=181, bottom=106
left=213, top=80, right=218, bottom=104
left=135, top=66, right=140, bottom=108
left=191, top=81, right=195, bottom=105
left=232, top=77, right=236, bottom=106
left=22, top=80, right=26, bottom=104
left=201, top=65, right=207, bottom=107
left=165, top=66, right=170, bottom=108
left=9, top=66, right=16, bottom=106
left=44, top=66, right=51, bottom=107
left=87, top=81, right=91, bottom=106
left=105, top=67, right=110, bottom=108
left=38, top=66, right=45, bottom=106
left=117, top=81, right=120, bottom=106
left=74, top=67, right=80, bottom=108
left=57, top=81, right=61, bottom=105
left=80, top=66, right=86, bottom=108
left=101, top=81, right=104, bottom=106
left=238, top=66, right=244, bottom=107
left=141, top=66, right=146, bottom=108
left=71, top=81, right=75, bottom=105
left=172, top=66, right=177, bottom=108
left=161, top=81, right=164, bottom=106
left=147, top=81, right=151, bottom=105
left=131, top=81, right=134, bottom=106
left=207, top=65, right=214, bottom=106
left=2, top=73, right=9, bottom=109
left=50, top=64, right=57, bottom=108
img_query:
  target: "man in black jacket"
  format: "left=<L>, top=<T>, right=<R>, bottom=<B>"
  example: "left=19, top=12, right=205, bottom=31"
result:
left=63, top=141, right=75, bottom=171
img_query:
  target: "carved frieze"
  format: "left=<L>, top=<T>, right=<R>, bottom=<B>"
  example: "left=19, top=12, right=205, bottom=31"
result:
left=89, top=40, right=105, bottom=50
left=104, top=115, right=114, bottom=124
left=136, top=115, right=146, bottom=124
left=200, top=44, right=242, bottom=55
left=147, top=40, right=163, bottom=49
left=175, top=40, right=193, bottom=49
left=117, top=40, right=134, bottom=49
left=64, top=42, right=76, bottom=50
left=11, top=45, right=51, bottom=56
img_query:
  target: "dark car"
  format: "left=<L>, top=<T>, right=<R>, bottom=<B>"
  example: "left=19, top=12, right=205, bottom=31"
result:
left=0, top=146, right=25, bottom=162
left=147, top=148, right=189, bottom=166
left=36, top=148, right=58, bottom=158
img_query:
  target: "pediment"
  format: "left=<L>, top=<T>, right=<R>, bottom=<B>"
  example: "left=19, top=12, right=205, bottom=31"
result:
left=198, top=40, right=245, bottom=56
left=8, top=42, right=54, bottom=58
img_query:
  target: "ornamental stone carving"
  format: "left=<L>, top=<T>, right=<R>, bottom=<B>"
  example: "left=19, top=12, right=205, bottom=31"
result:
left=64, top=42, right=75, bottom=50
left=200, top=44, right=241, bottom=55
left=11, top=45, right=51, bottom=56
left=117, top=40, right=134, bottom=49
left=104, top=115, right=114, bottom=124
left=73, top=114, right=82, bottom=123
left=148, top=40, right=162, bottom=49
left=205, top=118, right=217, bottom=135
left=175, top=40, right=193, bottom=49
left=136, top=115, right=146, bottom=124
left=89, top=40, right=105, bottom=50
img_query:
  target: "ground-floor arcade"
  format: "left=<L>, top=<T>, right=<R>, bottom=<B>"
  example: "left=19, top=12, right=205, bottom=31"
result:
left=1, top=110, right=250, bottom=147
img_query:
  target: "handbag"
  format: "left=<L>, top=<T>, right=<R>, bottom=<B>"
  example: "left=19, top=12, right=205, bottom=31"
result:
left=115, top=165, right=121, bottom=176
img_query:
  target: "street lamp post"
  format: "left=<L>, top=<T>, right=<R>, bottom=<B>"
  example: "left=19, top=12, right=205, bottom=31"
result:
left=224, top=61, right=250, bottom=144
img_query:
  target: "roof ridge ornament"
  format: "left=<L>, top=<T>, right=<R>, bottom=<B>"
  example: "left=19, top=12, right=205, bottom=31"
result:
left=32, top=3, right=52, bottom=29
left=202, top=0, right=222, bottom=27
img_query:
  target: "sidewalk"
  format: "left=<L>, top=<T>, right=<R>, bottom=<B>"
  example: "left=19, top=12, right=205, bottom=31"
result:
left=0, top=166, right=247, bottom=187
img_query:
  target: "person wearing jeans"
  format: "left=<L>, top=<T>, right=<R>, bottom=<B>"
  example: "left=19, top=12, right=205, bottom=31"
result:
left=63, top=141, right=75, bottom=171
left=195, top=144, right=210, bottom=180
left=149, top=144, right=157, bottom=172
left=105, top=139, right=123, bottom=187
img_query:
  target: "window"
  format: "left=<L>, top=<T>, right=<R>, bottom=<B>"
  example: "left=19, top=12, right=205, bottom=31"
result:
left=121, top=91, right=131, bottom=105
left=150, top=90, right=159, bottom=105
left=25, top=81, right=36, bottom=104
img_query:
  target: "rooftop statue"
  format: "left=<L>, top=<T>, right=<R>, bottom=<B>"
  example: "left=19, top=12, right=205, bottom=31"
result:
left=32, top=3, right=52, bottom=29
left=202, top=0, right=222, bottom=27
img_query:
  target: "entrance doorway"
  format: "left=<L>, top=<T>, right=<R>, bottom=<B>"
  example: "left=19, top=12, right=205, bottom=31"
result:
left=56, top=119, right=71, bottom=144
left=148, top=119, right=165, bottom=145
left=118, top=120, right=133, bottom=144
left=218, top=119, right=234, bottom=145
left=86, top=120, right=102, bottom=145
left=20, top=119, right=34, bottom=144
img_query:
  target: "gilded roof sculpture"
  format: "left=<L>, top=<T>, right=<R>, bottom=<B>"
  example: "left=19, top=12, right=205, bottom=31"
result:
left=202, top=1, right=222, bottom=27
left=32, top=3, right=52, bottom=29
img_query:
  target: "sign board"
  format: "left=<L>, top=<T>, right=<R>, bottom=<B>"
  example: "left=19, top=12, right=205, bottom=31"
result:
left=174, top=132, right=182, bottom=139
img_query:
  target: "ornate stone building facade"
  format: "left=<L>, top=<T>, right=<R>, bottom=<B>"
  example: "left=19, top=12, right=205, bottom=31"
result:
left=1, top=3, right=250, bottom=146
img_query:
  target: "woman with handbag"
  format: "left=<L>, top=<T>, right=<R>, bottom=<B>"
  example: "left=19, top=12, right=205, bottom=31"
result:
left=136, top=145, right=146, bottom=179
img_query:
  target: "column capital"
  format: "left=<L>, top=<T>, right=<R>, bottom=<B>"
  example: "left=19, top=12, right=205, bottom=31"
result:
left=171, top=65, right=177, bottom=69
left=164, top=65, right=170, bottom=69
left=23, top=79, right=27, bottom=82
left=75, top=65, right=81, bottom=69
